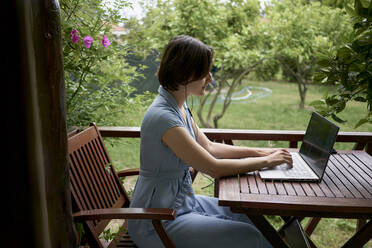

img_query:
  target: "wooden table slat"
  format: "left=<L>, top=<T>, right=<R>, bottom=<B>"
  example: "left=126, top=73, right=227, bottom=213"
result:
left=255, top=173, right=269, bottom=194
left=330, top=156, right=370, bottom=198
left=308, top=182, right=325, bottom=197
left=338, top=154, right=372, bottom=197
left=239, top=175, right=250, bottom=193
left=265, top=180, right=277, bottom=195
left=344, top=154, right=372, bottom=188
left=282, top=182, right=297, bottom=196
left=291, top=182, right=306, bottom=196
left=248, top=174, right=259, bottom=194
left=300, top=183, right=316, bottom=196
left=327, top=160, right=361, bottom=198
left=274, top=181, right=287, bottom=195
left=353, top=152, right=372, bottom=175
left=321, top=173, right=342, bottom=197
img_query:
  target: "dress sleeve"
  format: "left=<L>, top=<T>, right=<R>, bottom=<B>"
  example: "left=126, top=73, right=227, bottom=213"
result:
left=156, top=111, right=184, bottom=140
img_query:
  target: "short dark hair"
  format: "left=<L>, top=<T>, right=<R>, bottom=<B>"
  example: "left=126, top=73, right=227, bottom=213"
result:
left=157, top=35, right=214, bottom=91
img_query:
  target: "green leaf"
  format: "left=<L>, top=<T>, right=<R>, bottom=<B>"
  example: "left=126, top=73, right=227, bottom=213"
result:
left=323, top=90, right=329, bottom=100
left=318, top=59, right=331, bottom=67
left=309, top=100, right=325, bottom=106
left=354, top=96, right=367, bottom=102
left=321, top=77, right=328, bottom=83
left=345, top=4, right=356, bottom=16
left=331, top=113, right=347, bottom=123
left=359, top=0, right=370, bottom=8
left=355, top=118, right=368, bottom=128
left=337, top=46, right=353, bottom=59
left=326, top=97, right=339, bottom=106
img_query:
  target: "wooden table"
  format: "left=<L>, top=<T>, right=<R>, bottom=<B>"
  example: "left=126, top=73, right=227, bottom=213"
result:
left=218, top=151, right=372, bottom=248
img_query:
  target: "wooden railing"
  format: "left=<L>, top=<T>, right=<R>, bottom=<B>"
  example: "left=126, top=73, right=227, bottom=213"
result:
left=99, top=126, right=372, bottom=154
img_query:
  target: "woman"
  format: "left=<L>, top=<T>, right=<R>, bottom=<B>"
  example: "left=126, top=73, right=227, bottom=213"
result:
left=128, top=35, right=292, bottom=248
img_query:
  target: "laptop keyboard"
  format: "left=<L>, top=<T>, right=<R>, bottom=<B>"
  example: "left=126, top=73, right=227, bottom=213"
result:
left=282, top=154, right=314, bottom=177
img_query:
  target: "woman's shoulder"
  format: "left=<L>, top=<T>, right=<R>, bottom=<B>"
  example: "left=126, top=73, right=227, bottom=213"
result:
left=142, top=104, right=182, bottom=132
left=144, top=105, right=182, bottom=126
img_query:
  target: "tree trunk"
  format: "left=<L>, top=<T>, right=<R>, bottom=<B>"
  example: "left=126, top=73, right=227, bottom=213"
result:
left=281, top=60, right=308, bottom=109
left=197, top=89, right=214, bottom=128
left=212, top=69, right=252, bottom=128
left=298, top=82, right=308, bottom=109
left=5, top=1, right=76, bottom=247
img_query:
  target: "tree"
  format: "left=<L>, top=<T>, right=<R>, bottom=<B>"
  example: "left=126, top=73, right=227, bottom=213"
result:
left=311, top=0, right=372, bottom=127
left=60, top=0, right=148, bottom=127
left=126, top=0, right=266, bottom=128
left=262, top=0, right=353, bottom=109
left=297, top=0, right=354, bottom=8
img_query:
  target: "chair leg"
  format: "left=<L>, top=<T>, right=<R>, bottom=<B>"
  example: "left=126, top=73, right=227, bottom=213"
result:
left=152, top=220, right=176, bottom=248
left=305, top=217, right=321, bottom=236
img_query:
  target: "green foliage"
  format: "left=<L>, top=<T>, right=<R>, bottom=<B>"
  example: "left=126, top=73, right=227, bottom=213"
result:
left=297, top=0, right=354, bottom=8
left=261, top=0, right=353, bottom=108
left=312, top=0, right=372, bottom=127
left=61, top=0, right=149, bottom=127
left=126, top=0, right=268, bottom=127
left=101, top=224, right=127, bottom=243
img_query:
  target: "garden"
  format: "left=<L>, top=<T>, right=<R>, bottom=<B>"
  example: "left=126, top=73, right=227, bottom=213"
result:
left=61, top=0, right=372, bottom=247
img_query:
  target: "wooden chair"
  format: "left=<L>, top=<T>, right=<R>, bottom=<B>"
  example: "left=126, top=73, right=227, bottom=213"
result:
left=68, top=123, right=177, bottom=248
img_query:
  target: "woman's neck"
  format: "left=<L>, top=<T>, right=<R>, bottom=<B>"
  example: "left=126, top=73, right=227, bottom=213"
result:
left=168, top=87, right=188, bottom=109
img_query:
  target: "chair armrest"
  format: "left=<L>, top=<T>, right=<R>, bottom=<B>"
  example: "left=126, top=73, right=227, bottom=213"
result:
left=117, top=168, right=139, bottom=177
left=73, top=208, right=176, bottom=222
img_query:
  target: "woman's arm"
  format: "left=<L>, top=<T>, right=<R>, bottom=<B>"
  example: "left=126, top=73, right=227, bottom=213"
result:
left=192, top=119, right=278, bottom=159
left=162, top=127, right=292, bottom=178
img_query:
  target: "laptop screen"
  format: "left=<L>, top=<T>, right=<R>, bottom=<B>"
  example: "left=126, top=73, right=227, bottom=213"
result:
left=299, top=112, right=339, bottom=179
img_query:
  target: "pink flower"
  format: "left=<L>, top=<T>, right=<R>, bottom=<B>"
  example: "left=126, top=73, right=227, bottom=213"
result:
left=101, top=35, right=111, bottom=48
left=71, top=29, right=79, bottom=44
left=83, top=36, right=93, bottom=48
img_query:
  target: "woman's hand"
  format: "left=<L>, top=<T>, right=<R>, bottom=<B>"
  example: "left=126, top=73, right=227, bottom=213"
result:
left=265, top=149, right=293, bottom=168
left=256, top=148, right=278, bottom=157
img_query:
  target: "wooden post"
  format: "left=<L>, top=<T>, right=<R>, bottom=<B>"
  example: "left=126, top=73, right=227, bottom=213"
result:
left=5, top=0, right=76, bottom=247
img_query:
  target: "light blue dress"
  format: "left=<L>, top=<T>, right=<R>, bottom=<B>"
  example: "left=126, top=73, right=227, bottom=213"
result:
left=128, top=86, right=272, bottom=248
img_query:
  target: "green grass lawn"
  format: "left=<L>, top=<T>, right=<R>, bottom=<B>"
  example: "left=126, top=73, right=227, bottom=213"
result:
left=105, top=80, right=371, bottom=248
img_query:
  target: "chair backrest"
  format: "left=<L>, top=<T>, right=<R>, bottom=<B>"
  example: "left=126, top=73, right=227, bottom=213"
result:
left=68, top=123, right=130, bottom=247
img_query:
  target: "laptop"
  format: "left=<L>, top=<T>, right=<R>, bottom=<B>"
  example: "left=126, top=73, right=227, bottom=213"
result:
left=258, top=112, right=339, bottom=182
